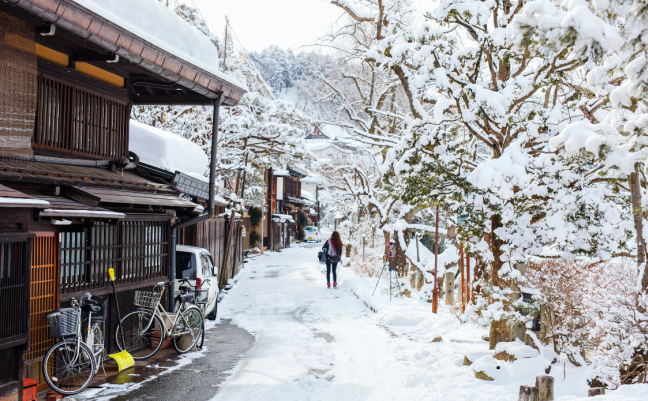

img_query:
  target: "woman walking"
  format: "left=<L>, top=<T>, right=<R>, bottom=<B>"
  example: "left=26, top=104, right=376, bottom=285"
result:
left=322, top=231, right=343, bottom=288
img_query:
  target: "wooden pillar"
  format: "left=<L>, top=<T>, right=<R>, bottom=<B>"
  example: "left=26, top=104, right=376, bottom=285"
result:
left=518, top=385, right=539, bottom=401
left=465, top=240, right=471, bottom=305
left=444, top=270, right=454, bottom=305
left=432, top=205, right=439, bottom=313
left=459, top=243, right=465, bottom=312
left=588, top=388, right=605, bottom=397
left=536, top=376, right=554, bottom=401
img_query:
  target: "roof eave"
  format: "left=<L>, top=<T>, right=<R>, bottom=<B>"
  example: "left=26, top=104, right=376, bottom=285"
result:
left=8, top=0, right=247, bottom=106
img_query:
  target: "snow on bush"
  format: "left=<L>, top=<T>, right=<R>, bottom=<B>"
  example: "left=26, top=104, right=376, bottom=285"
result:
left=526, top=258, right=648, bottom=387
left=526, top=259, right=596, bottom=366
left=583, top=261, right=648, bottom=387
left=338, top=217, right=386, bottom=278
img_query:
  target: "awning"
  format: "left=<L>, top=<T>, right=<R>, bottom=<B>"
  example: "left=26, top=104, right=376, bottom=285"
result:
left=67, top=186, right=199, bottom=208
left=35, top=195, right=125, bottom=219
left=0, top=184, right=50, bottom=208
left=285, top=196, right=305, bottom=206
left=287, top=165, right=309, bottom=177
left=273, top=213, right=295, bottom=223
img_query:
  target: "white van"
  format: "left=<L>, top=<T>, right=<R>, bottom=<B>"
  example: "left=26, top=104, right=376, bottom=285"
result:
left=174, top=245, right=219, bottom=317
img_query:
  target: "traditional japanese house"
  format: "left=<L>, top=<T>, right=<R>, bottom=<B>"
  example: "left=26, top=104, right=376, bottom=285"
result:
left=264, top=166, right=309, bottom=250
left=0, top=0, right=246, bottom=398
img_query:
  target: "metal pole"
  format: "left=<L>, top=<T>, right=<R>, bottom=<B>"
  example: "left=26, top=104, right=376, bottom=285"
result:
left=433, top=205, right=439, bottom=313
left=169, top=94, right=222, bottom=312
left=460, top=243, right=465, bottom=312
left=466, top=238, right=471, bottom=305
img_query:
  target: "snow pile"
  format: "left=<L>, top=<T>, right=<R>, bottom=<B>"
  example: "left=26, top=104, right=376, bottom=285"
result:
left=495, top=339, right=540, bottom=359
left=129, top=120, right=208, bottom=176
left=71, top=0, right=246, bottom=90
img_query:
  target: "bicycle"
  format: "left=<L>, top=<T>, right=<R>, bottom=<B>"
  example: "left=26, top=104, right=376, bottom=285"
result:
left=177, top=278, right=216, bottom=349
left=43, top=293, right=107, bottom=395
left=114, top=282, right=204, bottom=360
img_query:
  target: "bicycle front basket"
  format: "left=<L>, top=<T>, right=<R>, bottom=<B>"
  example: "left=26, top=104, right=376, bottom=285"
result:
left=195, top=290, right=209, bottom=305
left=134, top=291, right=162, bottom=309
left=47, top=308, right=79, bottom=338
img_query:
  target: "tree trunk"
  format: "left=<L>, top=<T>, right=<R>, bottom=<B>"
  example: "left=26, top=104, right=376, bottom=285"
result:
left=490, top=214, right=505, bottom=288
left=630, top=167, right=648, bottom=291
left=518, top=385, right=539, bottom=401
left=393, top=232, right=408, bottom=274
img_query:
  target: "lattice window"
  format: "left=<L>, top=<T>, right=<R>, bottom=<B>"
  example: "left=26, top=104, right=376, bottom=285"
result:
left=26, top=233, right=57, bottom=362
left=34, top=73, right=129, bottom=159
left=60, top=220, right=168, bottom=295
left=0, top=237, right=30, bottom=347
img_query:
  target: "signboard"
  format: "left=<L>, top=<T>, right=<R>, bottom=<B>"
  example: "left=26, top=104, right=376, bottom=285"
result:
left=276, top=177, right=284, bottom=200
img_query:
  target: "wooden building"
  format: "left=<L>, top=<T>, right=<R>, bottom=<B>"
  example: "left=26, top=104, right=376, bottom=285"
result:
left=264, top=166, right=310, bottom=251
left=0, top=0, right=246, bottom=399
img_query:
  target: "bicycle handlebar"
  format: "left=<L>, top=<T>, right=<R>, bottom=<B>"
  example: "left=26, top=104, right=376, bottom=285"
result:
left=178, top=278, right=211, bottom=288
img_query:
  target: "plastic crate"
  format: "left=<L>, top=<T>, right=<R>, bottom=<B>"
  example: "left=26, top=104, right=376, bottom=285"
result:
left=47, top=308, right=79, bottom=338
left=134, top=291, right=162, bottom=309
left=23, top=378, right=38, bottom=401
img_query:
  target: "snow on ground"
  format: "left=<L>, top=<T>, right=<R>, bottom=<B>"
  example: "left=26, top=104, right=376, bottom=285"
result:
left=211, top=244, right=647, bottom=401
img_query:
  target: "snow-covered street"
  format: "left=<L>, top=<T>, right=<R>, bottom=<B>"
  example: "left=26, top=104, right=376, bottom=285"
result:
left=210, top=245, right=647, bottom=401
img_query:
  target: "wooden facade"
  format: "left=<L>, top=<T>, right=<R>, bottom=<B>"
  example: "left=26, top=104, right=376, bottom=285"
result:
left=0, top=0, right=247, bottom=398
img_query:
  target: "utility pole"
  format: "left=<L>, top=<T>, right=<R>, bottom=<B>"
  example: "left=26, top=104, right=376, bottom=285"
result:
left=223, top=16, right=229, bottom=71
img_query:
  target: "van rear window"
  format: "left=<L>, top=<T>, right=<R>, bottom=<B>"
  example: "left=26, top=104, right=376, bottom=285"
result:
left=176, top=252, right=196, bottom=280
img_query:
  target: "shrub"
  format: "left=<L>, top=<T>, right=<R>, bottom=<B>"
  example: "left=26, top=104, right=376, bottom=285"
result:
left=249, top=207, right=263, bottom=228
left=249, top=230, right=261, bottom=247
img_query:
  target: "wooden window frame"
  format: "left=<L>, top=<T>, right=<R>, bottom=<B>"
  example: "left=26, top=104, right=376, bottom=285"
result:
left=59, top=219, right=169, bottom=296
left=33, top=72, right=129, bottom=160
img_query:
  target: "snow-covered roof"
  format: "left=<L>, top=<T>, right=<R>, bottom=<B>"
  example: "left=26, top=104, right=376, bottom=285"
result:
left=40, top=209, right=125, bottom=219
left=301, top=190, right=316, bottom=202
left=273, top=169, right=290, bottom=177
left=71, top=0, right=247, bottom=92
left=307, top=143, right=355, bottom=155
left=301, top=176, right=325, bottom=186
left=0, top=197, right=50, bottom=208
left=129, top=121, right=208, bottom=176
left=272, top=213, right=295, bottom=223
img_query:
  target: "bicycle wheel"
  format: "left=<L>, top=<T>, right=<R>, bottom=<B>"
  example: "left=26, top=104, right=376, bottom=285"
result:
left=115, top=310, right=164, bottom=360
left=173, top=307, right=203, bottom=353
left=197, top=319, right=205, bottom=349
left=43, top=340, right=96, bottom=395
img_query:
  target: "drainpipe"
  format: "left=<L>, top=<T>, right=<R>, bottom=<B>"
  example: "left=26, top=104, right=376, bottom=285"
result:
left=169, top=94, right=222, bottom=312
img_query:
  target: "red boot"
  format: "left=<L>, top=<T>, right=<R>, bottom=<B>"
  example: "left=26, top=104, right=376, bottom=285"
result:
left=327, top=282, right=331, bottom=289
left=333, top=282, right=337, bottom=289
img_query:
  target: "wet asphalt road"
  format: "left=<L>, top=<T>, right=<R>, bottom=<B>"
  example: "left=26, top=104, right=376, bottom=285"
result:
left=111, top=319, right=255, bottom=401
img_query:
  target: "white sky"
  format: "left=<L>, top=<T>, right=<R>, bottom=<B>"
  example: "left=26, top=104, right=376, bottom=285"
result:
left=188, top=0, right=341, bottom=53
left=185, top=0, right=436, bottom=53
